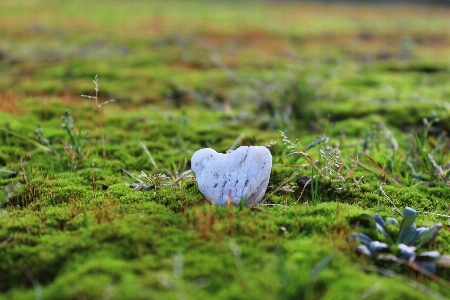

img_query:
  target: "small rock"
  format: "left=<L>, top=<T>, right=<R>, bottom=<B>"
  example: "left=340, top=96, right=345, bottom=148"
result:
left=279, top=226, right=288, bottom=233
left=191, top=146, right=272, bottom=206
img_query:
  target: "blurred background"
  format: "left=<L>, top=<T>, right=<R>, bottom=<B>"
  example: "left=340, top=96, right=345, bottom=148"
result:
left=0, top=0, right=449, bottom=132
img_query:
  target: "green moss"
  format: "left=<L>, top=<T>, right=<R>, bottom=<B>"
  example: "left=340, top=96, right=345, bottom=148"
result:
left=1, top=0, right=450, bottom=298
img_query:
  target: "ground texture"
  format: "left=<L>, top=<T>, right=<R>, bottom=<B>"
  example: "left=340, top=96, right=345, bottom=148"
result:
left=1, top=1, right=450, bottom=299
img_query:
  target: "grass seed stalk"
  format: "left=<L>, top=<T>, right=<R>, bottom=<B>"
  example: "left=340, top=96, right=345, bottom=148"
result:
left=81, top=75, right=114, bottom=168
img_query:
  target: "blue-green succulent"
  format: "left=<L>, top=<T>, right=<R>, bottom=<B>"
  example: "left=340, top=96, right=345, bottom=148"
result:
left=352, top=207, right=444, bottom=274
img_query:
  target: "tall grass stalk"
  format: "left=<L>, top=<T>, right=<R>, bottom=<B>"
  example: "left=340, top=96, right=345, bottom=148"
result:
left=82, top=75, right=114, bottom=168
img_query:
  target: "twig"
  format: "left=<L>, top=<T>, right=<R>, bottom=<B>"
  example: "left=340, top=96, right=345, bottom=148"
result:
left=378, top=182, right=402, bottom=216
left=172, top=169, right=193, bottom=187
left=294, top=177, right=311, bottom=206
left=258, top=203, right=289, bottom=209
left=122, top=169, right=144, bottom=183
left=416, top=211, right=450, bottom=219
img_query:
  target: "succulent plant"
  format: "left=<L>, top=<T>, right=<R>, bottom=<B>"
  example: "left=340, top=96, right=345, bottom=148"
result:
left=352, top=207, right=445, bottom=274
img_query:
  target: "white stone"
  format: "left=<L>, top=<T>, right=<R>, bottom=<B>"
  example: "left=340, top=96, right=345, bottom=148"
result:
left=191, top=146, right=272, bottom=206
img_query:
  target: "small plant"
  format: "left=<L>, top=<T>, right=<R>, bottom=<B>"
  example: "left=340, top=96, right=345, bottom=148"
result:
left=134, top=171, right=172, bottom=190
left=35, top=109, right=90, bottom=171
left=2, top=77, right=114, bottom=172
left=281, top=132, right=358, bottom=184
left=35, top=124, right=61, bottom=159
left=352, top=206, right=447, bottom=274
left=375, top=112, right=450, bottom=186
left=81, top=75, right=114, bottom=168
left=280, top=131, right=359, bottom=205
left=60, top=109, right=90, bottom=159
left=411, top=114, right=450, bottom=185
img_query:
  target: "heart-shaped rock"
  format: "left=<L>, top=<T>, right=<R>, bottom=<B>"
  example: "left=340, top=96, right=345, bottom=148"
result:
left=191, top=146, right=272, bottom=206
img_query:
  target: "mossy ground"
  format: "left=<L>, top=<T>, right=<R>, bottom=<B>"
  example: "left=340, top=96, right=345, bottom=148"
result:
left=1, top=1, right=450, bottom=299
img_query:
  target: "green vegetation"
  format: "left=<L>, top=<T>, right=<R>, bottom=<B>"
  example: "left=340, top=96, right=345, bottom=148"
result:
left=1, top=0, right=450, bottom=299
left=353, top=207, right=447, bottom=275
